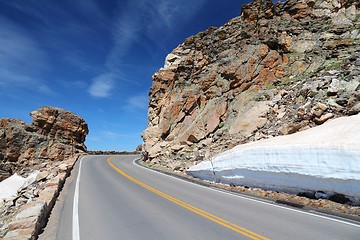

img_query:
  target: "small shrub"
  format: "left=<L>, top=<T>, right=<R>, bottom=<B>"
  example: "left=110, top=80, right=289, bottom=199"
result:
left=309, top=91, right=318, bottom=98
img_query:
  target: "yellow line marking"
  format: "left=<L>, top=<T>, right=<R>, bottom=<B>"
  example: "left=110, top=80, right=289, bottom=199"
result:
left=107, top=157, right=270, bottom=240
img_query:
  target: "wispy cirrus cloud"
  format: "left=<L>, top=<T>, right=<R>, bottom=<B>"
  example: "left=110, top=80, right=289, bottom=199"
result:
left=88, top=0, right=207, bottom=99
left=106, top=0, right=207, bottom=70
left=1, top=0, right=115, bottom=97
left=2, top=0, right=111, bottom=94
left=0, top=15, right=53, bottom=94
left=52, top=0, right=206, bottom=98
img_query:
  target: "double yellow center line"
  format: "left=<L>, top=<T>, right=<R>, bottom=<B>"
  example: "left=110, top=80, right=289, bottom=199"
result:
left=107, top=157, right=269, bottom=240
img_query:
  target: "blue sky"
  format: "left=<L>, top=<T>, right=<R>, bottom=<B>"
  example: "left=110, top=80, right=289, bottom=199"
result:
left=0, top=0, right=249, bottom=151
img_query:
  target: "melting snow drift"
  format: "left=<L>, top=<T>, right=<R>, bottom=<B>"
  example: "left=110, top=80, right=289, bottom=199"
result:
left=187, top=114, right=360, bottom=204
left=0, top=171, right=39, bottom=202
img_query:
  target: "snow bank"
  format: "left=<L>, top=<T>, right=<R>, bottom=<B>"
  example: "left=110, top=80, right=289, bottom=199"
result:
left=0, top=171, right=39, bottom=201
left=187, top=114, right=360, bottom=203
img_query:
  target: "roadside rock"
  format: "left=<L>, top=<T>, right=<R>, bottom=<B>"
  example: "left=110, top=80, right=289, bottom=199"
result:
left=0, top=106, right=88, bottom=239
left=142, top=0, right=360, bottom=171
left=35, top=171, right=49, bottom=182
left=0, top=155, right=82, bottom=239
left=0, top=106, right=88, bottom=181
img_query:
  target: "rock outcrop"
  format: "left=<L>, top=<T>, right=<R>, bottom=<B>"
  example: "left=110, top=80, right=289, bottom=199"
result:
left=142, top=0, right=360, bottom=171
left=0, top=106, right=88, bottom=181
left=0, top=106, right=88, bottom=239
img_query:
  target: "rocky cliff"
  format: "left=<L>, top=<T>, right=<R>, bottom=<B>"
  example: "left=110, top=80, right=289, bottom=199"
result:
left=0, top=106, right=88, bottom=181
left=142, top=0, right=360, bottom=171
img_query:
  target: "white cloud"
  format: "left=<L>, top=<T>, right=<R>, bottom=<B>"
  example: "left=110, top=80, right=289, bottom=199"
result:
left=88, top=73, right=115, bottom=98
left=37, top=84, right=57, bottom=95
left=127, top=95, right=148, bottom=110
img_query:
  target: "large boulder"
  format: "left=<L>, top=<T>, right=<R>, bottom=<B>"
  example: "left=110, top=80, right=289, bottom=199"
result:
left=30, top=106, right=88, bottom=146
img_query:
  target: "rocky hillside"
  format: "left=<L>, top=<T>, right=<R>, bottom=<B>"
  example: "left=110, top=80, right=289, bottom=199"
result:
left=0, top=106, right=88, bottom=181
left=142, top=0, right=360, bottom=171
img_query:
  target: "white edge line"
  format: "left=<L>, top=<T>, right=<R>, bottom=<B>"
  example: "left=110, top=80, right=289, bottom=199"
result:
left=73, top=156, right=84, bottom=240
left=132, top=158, right=360, bottom=228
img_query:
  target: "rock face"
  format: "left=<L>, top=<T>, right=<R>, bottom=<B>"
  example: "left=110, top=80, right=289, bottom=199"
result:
left=0, top=106, right=88, bottom=181
left=142, top=0, right=360, bottom=171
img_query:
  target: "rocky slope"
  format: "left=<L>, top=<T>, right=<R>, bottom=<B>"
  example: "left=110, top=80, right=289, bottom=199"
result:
left=0, top=106, right=88, bottom=181
left=0, top=106, right=88, bottom=239
left=142, top=0, right=360, bottom=172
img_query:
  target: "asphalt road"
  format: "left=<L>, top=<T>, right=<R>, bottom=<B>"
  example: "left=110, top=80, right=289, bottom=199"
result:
left=44, top=155, right=360, bottom=240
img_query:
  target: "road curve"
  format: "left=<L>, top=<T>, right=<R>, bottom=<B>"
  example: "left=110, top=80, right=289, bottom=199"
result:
left=54, top=155, right=359, bottom=240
